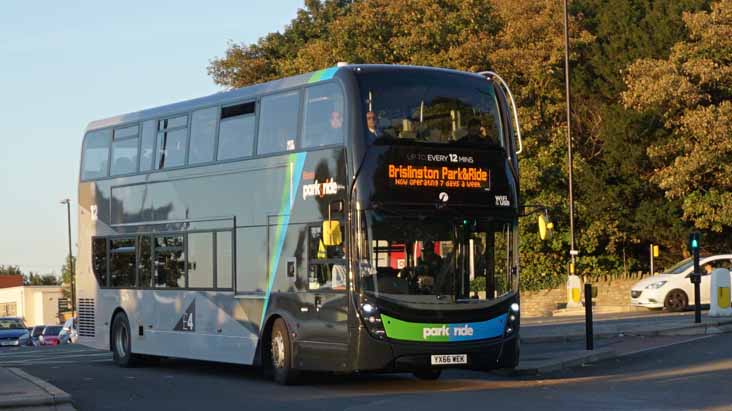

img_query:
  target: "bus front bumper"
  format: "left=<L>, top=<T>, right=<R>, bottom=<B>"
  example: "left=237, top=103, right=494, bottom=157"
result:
left=351, top=327, right=518, bottom=372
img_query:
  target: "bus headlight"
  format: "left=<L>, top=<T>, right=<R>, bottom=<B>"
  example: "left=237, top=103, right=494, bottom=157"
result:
left=505, top=303, right=519, bottom=335
left=359, top=302, right=385, bottom=339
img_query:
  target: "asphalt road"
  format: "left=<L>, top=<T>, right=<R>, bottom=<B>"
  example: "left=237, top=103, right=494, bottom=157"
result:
left=5, top=333, right=732, bottom=411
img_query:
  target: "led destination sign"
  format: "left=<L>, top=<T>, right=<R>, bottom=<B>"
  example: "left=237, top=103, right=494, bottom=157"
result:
left=367, top=146, right=515, bottom=207
left=387, top=164, right=489, bottom=189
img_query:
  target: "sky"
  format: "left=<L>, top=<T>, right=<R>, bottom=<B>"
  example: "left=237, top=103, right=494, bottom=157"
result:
left=0, top=1, right=304, bottom=275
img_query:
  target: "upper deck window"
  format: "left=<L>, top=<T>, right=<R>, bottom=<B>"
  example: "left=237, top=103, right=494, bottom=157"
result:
left=139, top=120, right=156, bottom=172
left=110, top=125, right=139, bottom=176
left=257, top=91, right=300, bottom=155
left=156, top=115, right=188, bottom=169
left=81, top=129, right=112, bottom=180
left=356, top=69, right=504, bottom=148
left=189, top=108, right=217, bottom=165
left=302, top=83, right=344, bottom=149
left=217, top=101, right=256, bottom=161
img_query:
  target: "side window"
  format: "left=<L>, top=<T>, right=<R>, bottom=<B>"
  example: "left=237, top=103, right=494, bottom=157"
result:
left=217, top=102, right=256, bottom=160
left=705, top=259, right=732, bottom=274
left=92, top=238, right=108, bottom=287
left=156, top=115, right=188, bottom=169
left=307, top=224, right=346, bottom=291
left=153, top=235, right=185, bottom=288
left=138, top=236, right=152, bottom=288
left=302, top=83, right=344, bottom=148
left=189, top=108, right=217, bottom=164
left=110, top=238, right=136, bottom=287
left=188, top=232, right=213, bottom=288
left=81, top=129, right=112, bottom=180
left=139, top=120, right=156, bottom=172
left=216, top=231, right=233, bottom=289
left=235, top=227, right=267, bottom=294
left=257, top=91, right=300, bottom=155
left=110, top=125, right=139, bottom=176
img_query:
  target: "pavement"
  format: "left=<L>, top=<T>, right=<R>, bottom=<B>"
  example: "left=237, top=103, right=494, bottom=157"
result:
left=0, top=367, right=76, bottom=410
left=2, top=310, right=732, bottom=409
left=515, top=310, right=732, bottom=375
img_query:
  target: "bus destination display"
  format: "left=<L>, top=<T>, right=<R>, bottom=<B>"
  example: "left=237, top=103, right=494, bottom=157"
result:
left=387, top=164, right=489, bottom=189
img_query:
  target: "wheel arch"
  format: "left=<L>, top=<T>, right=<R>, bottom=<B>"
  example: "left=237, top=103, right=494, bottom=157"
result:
left=256, top=311, right=298, bottom=369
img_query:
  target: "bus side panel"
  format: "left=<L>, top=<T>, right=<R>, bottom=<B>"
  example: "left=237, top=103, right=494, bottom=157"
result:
left=126, top=290, right=260, bottom=364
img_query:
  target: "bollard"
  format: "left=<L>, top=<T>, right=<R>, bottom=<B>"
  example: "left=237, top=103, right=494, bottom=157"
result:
left=709, top=268, right=732, bottom=317
left=585, top=283, right=594, bottom=350
left=567, top=275, right=582, bottom=308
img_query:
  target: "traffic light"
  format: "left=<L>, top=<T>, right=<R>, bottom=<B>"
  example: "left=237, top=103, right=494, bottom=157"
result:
left=652, top=245, right=659, bottom=258
left=689, top=231, right=702, bottom=323
left=689, top=232, right=701, bottom=285
left=690, top=232, right=700, bottom=251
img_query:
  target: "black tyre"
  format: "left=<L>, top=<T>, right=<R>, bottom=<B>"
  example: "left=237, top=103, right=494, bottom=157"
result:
left=498, top=337, right=520, bottom=369
left=111, top=312, right=136, bottom=367
left=664, top=289, right=689, bottom=312
left=413, top=369, right=442, bottom=380
left=270, top=318, right=299, bottom=385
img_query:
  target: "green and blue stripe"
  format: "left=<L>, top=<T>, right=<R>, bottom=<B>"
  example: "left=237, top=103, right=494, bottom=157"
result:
left=260, top=152, right=307, bottom=330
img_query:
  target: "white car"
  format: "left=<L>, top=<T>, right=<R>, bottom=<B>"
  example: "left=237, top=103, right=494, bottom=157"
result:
left=631, top=254, right=732, bottom=311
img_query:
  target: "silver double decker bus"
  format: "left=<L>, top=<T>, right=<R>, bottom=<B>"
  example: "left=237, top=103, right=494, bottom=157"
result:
left=76, top=64, right=524, bottom=384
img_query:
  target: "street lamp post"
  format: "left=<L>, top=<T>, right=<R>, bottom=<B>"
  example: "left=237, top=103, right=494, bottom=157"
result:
left=563, top=0, right=577, bottom=269
left=562, top=0, right=591, bottom=349
left=60, top=199, right=75, bottom=318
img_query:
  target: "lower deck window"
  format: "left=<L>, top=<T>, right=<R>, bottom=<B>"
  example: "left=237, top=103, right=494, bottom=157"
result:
left=92, top=238, right=108, bottom=286
left=110, top=238, right=136, bottom=287
left=154, top=236, right=185, bottom=288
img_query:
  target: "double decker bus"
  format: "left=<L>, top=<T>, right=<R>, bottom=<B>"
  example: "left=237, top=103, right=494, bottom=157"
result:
left=76, top=64, right=524, bottom=384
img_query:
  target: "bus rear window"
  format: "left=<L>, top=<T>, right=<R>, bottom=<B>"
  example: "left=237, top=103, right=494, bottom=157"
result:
left=81, top=129, right=112, bottom=180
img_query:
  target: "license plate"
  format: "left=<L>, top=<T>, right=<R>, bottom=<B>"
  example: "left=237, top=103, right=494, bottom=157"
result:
left=0, top=340, right=15, bottom=346
left=431, top=354, right=467, bottom=365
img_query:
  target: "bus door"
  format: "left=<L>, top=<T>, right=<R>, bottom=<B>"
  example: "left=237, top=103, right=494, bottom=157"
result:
left=296, top=221, right=349, bottom=371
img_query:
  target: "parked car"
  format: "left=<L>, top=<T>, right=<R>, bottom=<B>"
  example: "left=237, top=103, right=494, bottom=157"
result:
left=29, top=325, right=45, bottom=346
left=631, top=254, right=732, bottom=311
left=0, top=317, right=32, bottom=347
left=59, top=317, right=78, bottom=344
left=39, top=325, right=64, bottom=346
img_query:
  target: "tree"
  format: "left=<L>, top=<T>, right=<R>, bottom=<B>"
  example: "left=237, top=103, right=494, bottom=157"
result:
left=26, top=272, right=60, bottom=286
left=623, top=0, right=732, bottom=251
left=0, top=265, right=23, bottom=276
left=208, top=0, right=719, bottom=287
left=60, top=256, right=76, bottom=301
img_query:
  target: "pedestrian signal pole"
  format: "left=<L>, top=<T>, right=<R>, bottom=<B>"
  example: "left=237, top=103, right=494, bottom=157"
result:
left=690, top=232, right=701, bottom=323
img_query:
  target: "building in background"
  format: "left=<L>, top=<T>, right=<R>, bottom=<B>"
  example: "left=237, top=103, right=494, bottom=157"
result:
left=0, top=285, right=64, bottom=326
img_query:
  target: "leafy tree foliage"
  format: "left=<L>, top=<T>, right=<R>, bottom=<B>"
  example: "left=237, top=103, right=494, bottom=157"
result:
left=26, top=273, right=60, bottom=286
left=60, top=257, right=76, bottom=300
left=0, top=265, right=23, bottom=276
left=623, top=0, right=732, bottom=251
left=209, top=0, right=722, bottom=289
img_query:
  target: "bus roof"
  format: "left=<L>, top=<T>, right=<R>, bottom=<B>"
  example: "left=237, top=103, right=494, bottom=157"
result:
left=84, top=64, right=486, bottom=133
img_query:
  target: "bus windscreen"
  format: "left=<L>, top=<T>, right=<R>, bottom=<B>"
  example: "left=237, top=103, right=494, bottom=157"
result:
left=356, top=69, right=504, bottom=148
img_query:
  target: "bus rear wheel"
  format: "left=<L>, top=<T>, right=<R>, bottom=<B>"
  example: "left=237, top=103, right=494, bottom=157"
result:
left=271, top=318, right=299, bottom=385
left=111, top=312, right=136, bottom=367
left=413, top=369, right=442, bottom=380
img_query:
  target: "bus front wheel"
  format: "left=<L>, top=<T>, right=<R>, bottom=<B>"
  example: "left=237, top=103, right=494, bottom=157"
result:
left=271, top=318, right=299, bottom=385
left=111, top=312, right=136, bottom=367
